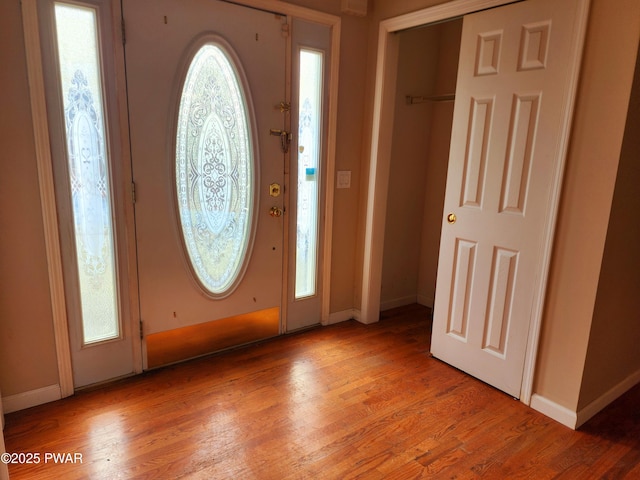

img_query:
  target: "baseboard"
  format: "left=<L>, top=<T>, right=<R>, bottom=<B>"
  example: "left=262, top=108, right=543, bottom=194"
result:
left=416, top=294, right=433, bottom=308
left=530, top=394, right=577, bottom=429
left=326, top=309, right=360, bottom=325
left=576, top=369, right=640, bottom=429
left=2, top=384, right=61, bottom=414
left=380, top=295, right=417, bottom=312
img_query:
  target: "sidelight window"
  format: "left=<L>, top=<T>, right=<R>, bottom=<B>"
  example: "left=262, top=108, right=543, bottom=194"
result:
left=295, top=49, right=324, bottom=299
left=54, top=3, right=120, bottom=343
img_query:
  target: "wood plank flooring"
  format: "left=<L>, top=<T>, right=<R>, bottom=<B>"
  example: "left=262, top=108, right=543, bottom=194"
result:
left=4, top=304, right=640, bottom=479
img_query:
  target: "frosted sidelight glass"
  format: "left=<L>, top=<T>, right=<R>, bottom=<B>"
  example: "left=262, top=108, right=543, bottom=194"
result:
left=55, top=3, right=120, bottom=343
left=175, top=44, right=255, bottom=296
left=295, top=50, right=323, bottom=299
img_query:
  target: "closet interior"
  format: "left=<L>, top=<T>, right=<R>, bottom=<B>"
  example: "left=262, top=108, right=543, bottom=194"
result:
left=380, top=18, right=463, bottom=313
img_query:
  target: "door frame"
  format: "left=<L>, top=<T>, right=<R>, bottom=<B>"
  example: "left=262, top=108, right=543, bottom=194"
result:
left=22, top=0, right=340, bottom=399
left=21, top=0, right=143, bottom=396
left=360, top=0, right=589, bottom=404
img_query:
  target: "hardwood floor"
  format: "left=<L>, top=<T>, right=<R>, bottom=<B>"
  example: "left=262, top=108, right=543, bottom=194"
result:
left=4, top=304, right=640, bottom=479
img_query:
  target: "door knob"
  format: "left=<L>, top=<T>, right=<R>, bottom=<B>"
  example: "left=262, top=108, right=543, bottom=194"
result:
left=269, top=206, right=283, bottom=218
left=447, top=213, right=457, bottom=224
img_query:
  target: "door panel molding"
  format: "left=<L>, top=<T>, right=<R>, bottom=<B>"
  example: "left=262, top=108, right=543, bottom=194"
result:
left=362, top=0, right=589, bottom=404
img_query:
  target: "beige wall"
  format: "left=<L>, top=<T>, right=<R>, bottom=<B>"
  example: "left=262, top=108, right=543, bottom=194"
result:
left=533, top=0, right=640, bottom=412
left=0, top=0, right=60, bottom=397
left=578, top=41, right=640, bottom=411
left=328, top=12, right=370, bottom=313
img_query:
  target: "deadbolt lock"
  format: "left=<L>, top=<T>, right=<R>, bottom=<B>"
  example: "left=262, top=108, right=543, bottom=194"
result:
left=269, top=183, right=281, bottom=197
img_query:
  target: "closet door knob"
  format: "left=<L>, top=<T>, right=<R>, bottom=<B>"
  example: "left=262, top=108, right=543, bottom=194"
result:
left=447, top=213, right=457, bottom=224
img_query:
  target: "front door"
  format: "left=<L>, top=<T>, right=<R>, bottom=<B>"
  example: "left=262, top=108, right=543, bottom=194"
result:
left=431, top=0, right=587, bottom=397
left=124, top=0, right=287, bottom=367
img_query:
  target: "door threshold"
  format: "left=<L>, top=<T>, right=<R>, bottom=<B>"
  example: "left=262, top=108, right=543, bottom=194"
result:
left=146, top=307, right=280, bottom=368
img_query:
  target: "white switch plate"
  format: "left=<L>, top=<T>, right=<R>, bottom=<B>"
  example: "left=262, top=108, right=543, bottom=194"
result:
left=337, top=170, right=351, bottom=189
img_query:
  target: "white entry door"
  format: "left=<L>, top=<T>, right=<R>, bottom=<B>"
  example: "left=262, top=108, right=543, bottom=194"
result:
left=124, top=0, right=287, bottom=364
left=431, top=0, right=586, bottom=397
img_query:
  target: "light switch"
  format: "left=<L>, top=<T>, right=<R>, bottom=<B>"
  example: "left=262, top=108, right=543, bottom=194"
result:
left=337, top=170, right=351, bottom=189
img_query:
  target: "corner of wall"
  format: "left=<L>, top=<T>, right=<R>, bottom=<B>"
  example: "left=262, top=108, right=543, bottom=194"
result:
left=531, top=0, right=640, bottom=426
left=530, top=394, right=578, bottom=430
left=576, top=369, right=640, bottom=429
left=327, top=308, right=361, bottom=325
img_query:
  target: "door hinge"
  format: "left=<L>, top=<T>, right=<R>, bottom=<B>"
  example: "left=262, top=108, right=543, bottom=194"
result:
left=131, top=181, right=136, bottom=204
left=139, top=319, right=144, bottom=340
left=121, top=17, right=126, bottom=45
left=281, top=22, right=290, bottom=38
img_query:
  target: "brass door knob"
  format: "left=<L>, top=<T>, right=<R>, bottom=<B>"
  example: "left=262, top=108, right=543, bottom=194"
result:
left=447, top=213, right=457, bottom=224
left=269, top=206, right=283, bottom=218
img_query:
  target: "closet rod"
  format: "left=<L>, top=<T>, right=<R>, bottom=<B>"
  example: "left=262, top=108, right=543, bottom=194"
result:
left=405, top=93, right=455, bottom=105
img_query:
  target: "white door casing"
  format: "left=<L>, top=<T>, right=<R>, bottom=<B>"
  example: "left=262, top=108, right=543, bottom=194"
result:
left=430, top=0, right=589, bottom=398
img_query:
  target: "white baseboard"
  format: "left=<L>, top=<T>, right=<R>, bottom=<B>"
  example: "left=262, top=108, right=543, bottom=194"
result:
left=576, top=369, right=640, bottom=429
left=531, top=370, right=640, bottom=430
left=2, top=384, right=61, bottom=414
left=530, top=394, right=578, bottom=429
left=380, top=295, right=417, bottom=312
left=326, top=309, right=360, bottom=325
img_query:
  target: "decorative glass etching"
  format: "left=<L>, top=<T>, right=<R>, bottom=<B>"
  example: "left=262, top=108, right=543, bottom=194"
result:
left=295, top=50, right=323, bottom=299
left=176, top=43, right=255, bottom=295
left=55, top=3, right=120, bottom=344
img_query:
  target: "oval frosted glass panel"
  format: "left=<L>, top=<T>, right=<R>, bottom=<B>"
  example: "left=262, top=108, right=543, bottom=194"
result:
left=176, top=43, right=254, bottom=295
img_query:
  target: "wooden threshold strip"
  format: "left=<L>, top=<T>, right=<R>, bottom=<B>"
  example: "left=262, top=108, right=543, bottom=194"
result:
left=146, top=306, right=280, bottom=368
